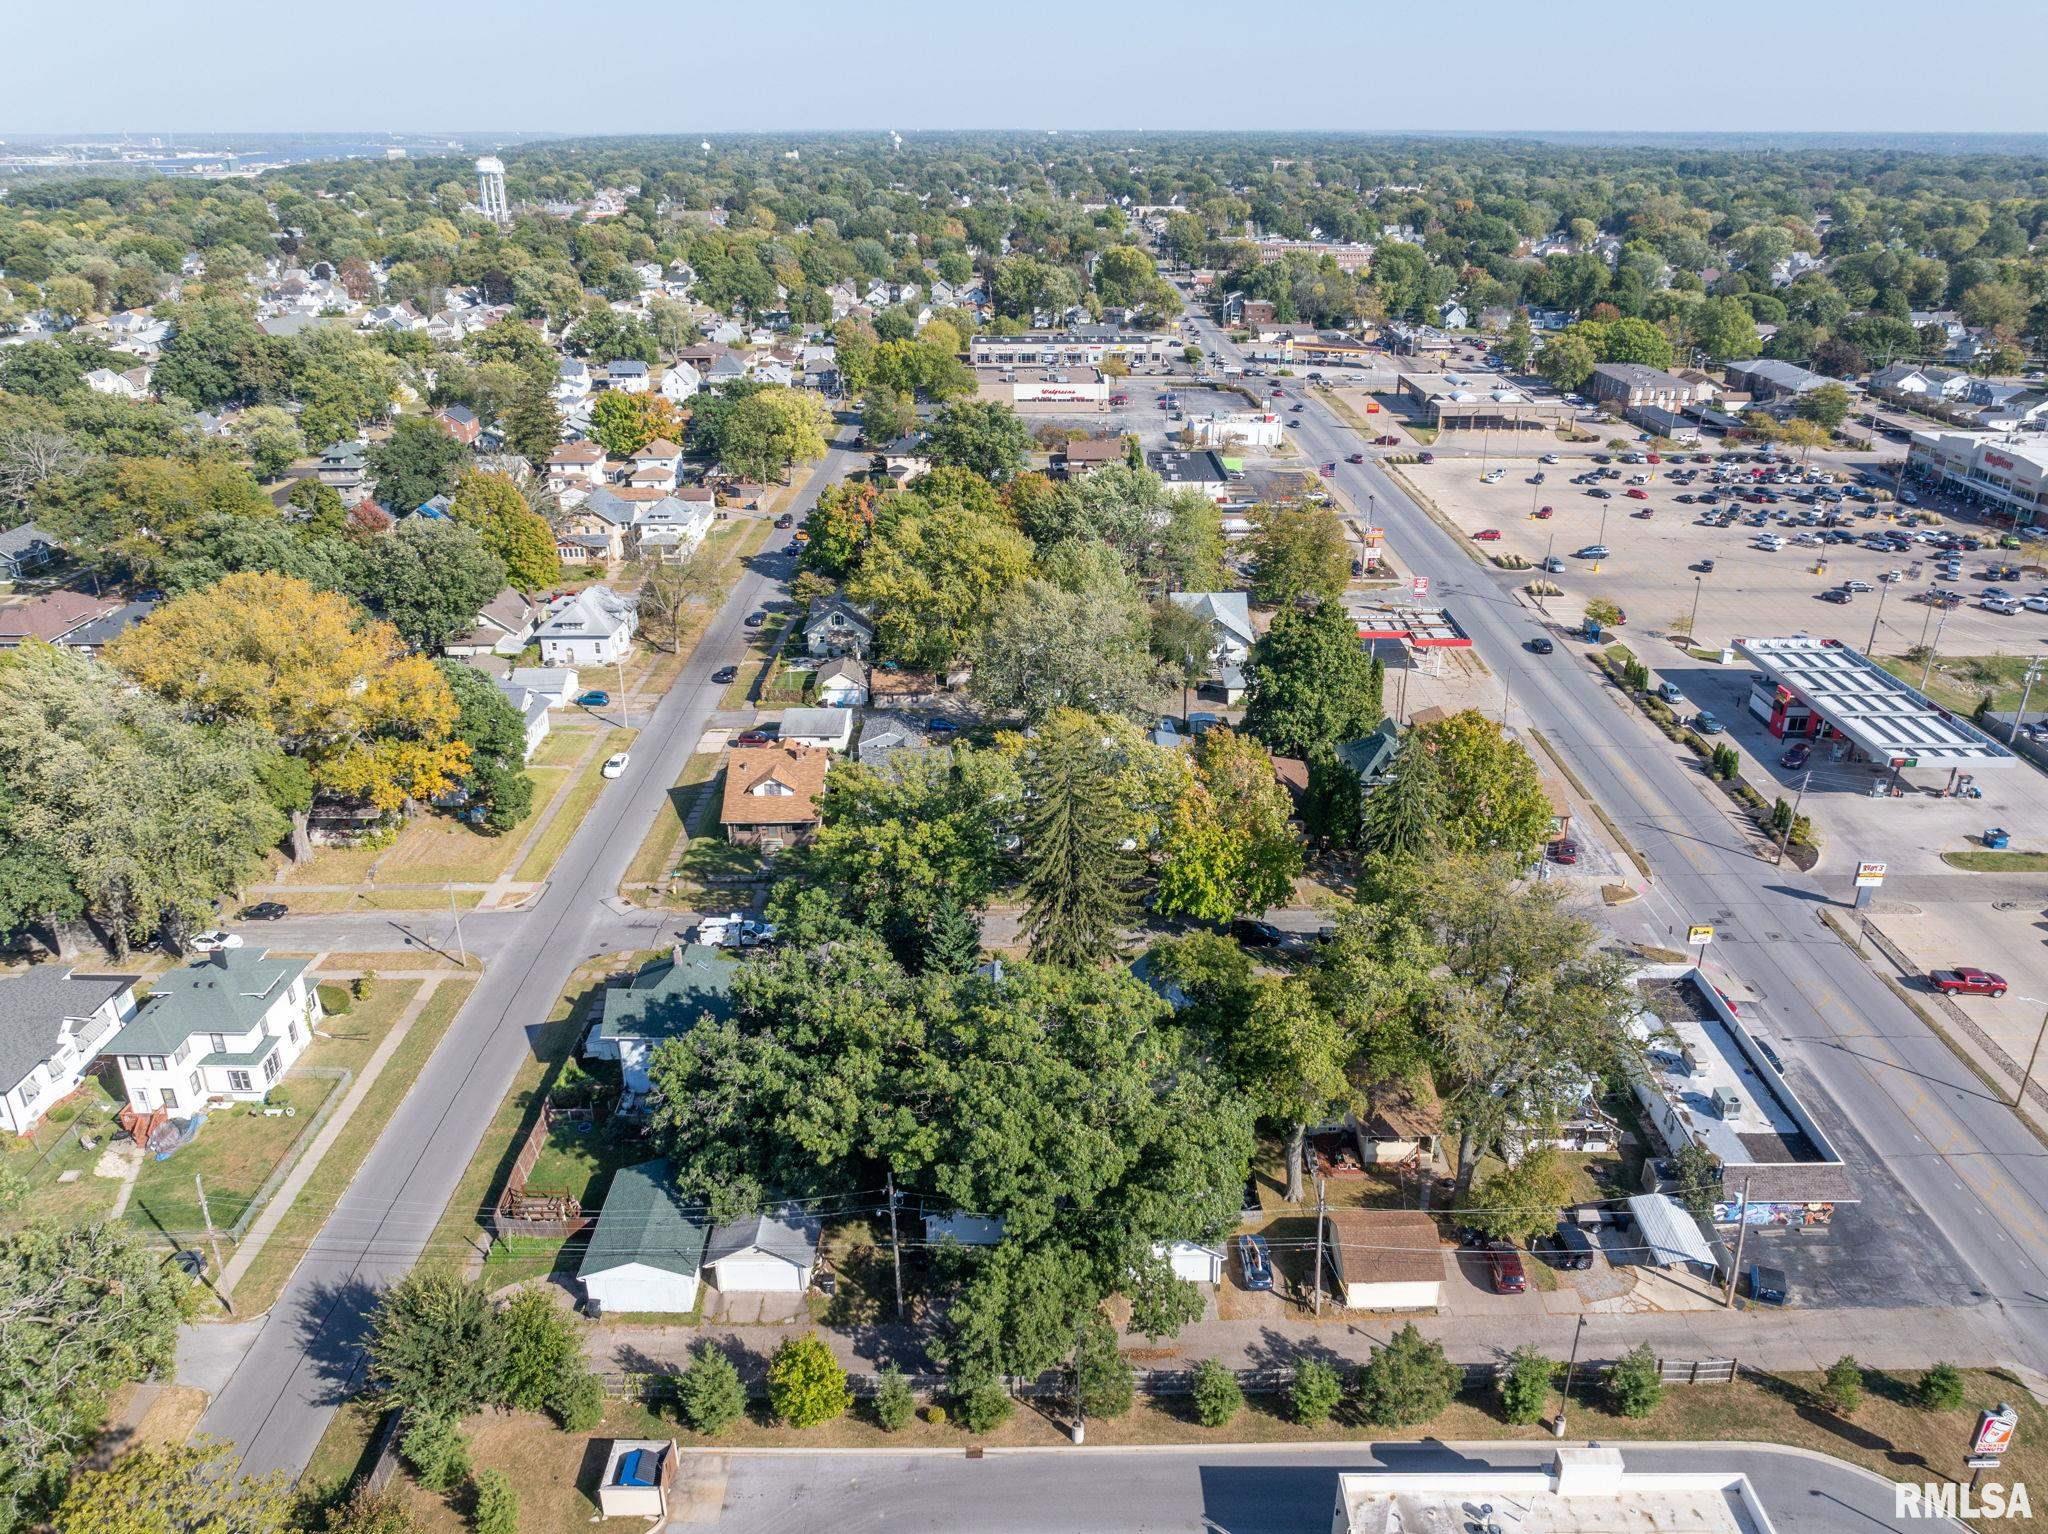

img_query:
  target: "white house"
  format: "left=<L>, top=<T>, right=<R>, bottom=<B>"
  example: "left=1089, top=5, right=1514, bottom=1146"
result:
left=1155, top=1239, right=1226, bottom=1285
left=1169, top=591, right=1256, bottom=667
left=577, top=1159, right=706, bottom=1315
left=554, top=358, right=593, bottom=403
left=100, top=949, right=320, bottom=1114
left=83, top=367, right=147, bottom=400
left=493, top=683, right=552, bottom=759
left=659, top=362, right=701, bottom=404
left=0, top=968, right=137, bottom=1136
left=601, top=359, right=651, bottom=394
left=506, top=667, right=579, bottom=708
left=813, top=657, right=868, bottom=708
left=625, top=437, right=683, bottom=490
left=777, top=707, right=856, bottom=753
left=632, top=495, right=715, bottom=564
left=703, top=1210, right=819, bottom=1293
left=546, top=441, right=609, bottom=488
left=803, top=597, right=874, bottom=659
left=536, top=586, right=637, bottom=667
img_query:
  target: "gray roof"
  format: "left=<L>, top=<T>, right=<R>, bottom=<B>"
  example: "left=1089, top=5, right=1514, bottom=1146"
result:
left=594, top=945, right=736, bottom=1043
left=0, top=968, right=134, bottom=1093
left=705, top=1209, right=820, bottom=1269
left=1625, top=1193, right=1716, bottom=1268
left=1169, top=591, right=1254, bottom=645
left=580, top=487, right=636, bottom=526
left=578, top=1159, right=708, bottom=1280
left=55, top=599, right=158, bottom=651
left=0, top=521, right=56, bottom=561
left=804, top=596, right=873, bottom=637
left=103, top=949, right=309, bottom=1056
left=779, top=706, right=854, bottom=740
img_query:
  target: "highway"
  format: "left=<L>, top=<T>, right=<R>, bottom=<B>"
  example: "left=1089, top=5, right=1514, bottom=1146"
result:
left=1184, top=306, right=2048, bottom=1373
left=190, top=437, right=869, bottom=1476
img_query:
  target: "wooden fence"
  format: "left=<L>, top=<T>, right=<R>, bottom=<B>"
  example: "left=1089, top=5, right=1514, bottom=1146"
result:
left=489, top=1100, right=591, bottom=1243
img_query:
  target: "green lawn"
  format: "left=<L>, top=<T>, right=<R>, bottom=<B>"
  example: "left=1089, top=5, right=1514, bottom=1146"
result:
left=513, top=729, right=637, bottom=884
left=124, top=1072, right=340, bottom=1239
left=621, top=752, right=722, bottom=891
left=1881, top=652, right=2041, bottom=715
left=1943, top=849, right=2048, bottom=872
left=530, top=727, right=598, bottom=769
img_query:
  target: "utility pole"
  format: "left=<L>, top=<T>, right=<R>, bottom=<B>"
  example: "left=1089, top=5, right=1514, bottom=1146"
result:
left=1557, top=1314, right=1586, bottom=1436
left=1862, top=576, right=1891, bottom=657
left=448, top=882, right=468, bottom=968
left=885, top=1169, right=904, bottom=1321
left=2014, top=1005, right=2048, bottom=1109
left=1310, top=1169, right=1327, bottom=1318
left=615, top=653, right=631, bottom=731
left=1722, top=1175, right=1753, bottom=1308
left=196, top=1175, right=232, bottom=1313
left=1773, top=770, right=1812, bottom=865
left=1688, top=575, right=1704, bottom=647
left=2008, top=658, right=2045, bottom=744
left=1921, top=604, right=1952, bottom=691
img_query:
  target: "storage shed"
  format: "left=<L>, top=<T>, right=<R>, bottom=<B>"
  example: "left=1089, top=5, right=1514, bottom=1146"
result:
left=576, top=1160, right=707, bottom=1315
left=704, top=1209, right=820, bottom=1293
left=1322, top=1208, right=1445, bottom=1311
left=597, top=1439, right=678, bottom=1519
left=1156, top=1238, right=1226, bottom=1285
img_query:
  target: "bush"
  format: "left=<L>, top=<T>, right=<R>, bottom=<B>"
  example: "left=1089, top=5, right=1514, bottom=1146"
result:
left=548, top=1369, right=605, bottom=1432
left=353, top=971, right=377, bottom=1001
left=1190, top=1359, right=1243, bottom=1428
left=323, top=1485, right=419, bottom=1534
left=922, top=1403, right=949, bottom=1427
left=957, top=1376, right=1013, bottom=1433
left=496, top=1288, right=580, bottom=1414
left=677, top=1345, right=747, bottom=1436
left=872, top=1366, right=916, bottom=1432
left=400, top=1411, right=470, bottom=1492
left=1604, top=1345, right=1664, bottom=1419
left=470, top=1470, right=517, bottom=1534
left=767, top=1333, right=850, bottom=1428
left=1290, top=1359, right=1343, bottom=1425
left=1073, top=1320, right=1134, bottom=1419
left=1916, top=1363, right=1966, bottom=1411
left=1498, top=1346, right=1555, bottom=1426
left=317, top=982, right=353, bottom=1016
left=1353, top=1323, right=1462, bottom=1426
left=1820, top=1355, right=1863, bottom=1417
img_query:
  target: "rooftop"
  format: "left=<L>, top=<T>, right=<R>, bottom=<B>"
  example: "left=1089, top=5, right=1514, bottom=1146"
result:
left=1734, top=635, right=2016, bottom=767
left=104, top=950, right=309, bottom=1056
left=1352, top=604, right=1473, bottom=649
left=1322, top=1207, right=1445, bottom=1285
left=594, top=945, right=736, bottom=1044
left=578, top=1160, right=706, bottom=1280
left=0, top=967, right=135, bottom=1093
left=1337, top=1451, right=1772, bottom=1534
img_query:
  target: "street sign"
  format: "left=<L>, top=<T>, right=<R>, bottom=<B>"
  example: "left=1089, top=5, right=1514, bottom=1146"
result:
left=1410, top=575, right=1431, bottom=598
left=1973, top=1404, right=2019, bottom=1458
left=1687, top=925, right=1714, bottom=945
left=1855, top=861, right=1888, bottom=888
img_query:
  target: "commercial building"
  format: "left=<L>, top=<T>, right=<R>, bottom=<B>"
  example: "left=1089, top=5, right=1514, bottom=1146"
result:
left=1396, top=372, right=1575, bottom=432
left=1907, top=430, right=2048, bottom=525
left=968, top=327, right=1177, bottom=369
left=1149, top=448, right=1231, bottom=498
left=1722, top=358, right=1838, bottom=401
left=1587, top=362, right=1713, bottom=411
left=974, top=365, right=1108, bottom=410
left=1186, top=410, right=1286, bottom=448
left=1334, top=1448, right=1781, bottom=1534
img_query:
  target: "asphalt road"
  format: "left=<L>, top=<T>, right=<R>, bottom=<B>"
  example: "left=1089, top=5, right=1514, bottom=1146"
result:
left=1185, top=307, right=2048, bottom=1373
left=191, top=436, right=868, bottom=1477
left=702, top=1441, right=1943, bottom=1533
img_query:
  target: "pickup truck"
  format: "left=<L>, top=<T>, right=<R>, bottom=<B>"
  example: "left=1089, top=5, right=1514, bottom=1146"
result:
left=1930, top=967, right=2008, bottom=997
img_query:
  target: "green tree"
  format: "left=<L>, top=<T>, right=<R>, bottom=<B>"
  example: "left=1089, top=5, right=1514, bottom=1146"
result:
left=872, top=1366, right=916, bottom=1431
left=847, top=499, right=1033, bottom=669
left=548, top=1371, right=605, bottom=1432
left=1916, top=1363, right=1966, bottom=1411
left=1498, top=309, right=1535, bottom=370
left=860, top=388, right=917, bottom=446
left=1353, top=1323, right=1462, bottom=1426
left=1820, top=1355, right=1863, bottom=1417
left=469, top=1471, right=518, bottom=1534
left=1498, top=1346, right=1556, bottom=1425
left=589, top=391, right=685, bottom=458
left=1290, top=1359, right=1343, bottom=1425
left=1018, top=710, right=1143, bottom=966
left=1190, top=1358, right=1244, bottom=1427
left=399, top=1412, right=470, bottom=1493
left=1361, top=732, right=1444, bottom=859
left=321, top=1485, right=420, bottom=1534
left=1690, top=296, right=1760, bottom=363
left=1408, top=710, right=1551, bottom=855
left=957, top=1375, right=1014, bottom=1432
left=1459, top=1150, right=1577, bottom=1242
left=367, top=1268, right=503, bottom=1418
left=503, top=376, right=562, bottom=466
left=368, top=415, right=467, bottom=513
left=1231, top=976, right=1354, bottom=1203
left=1604, top=1344, right=1664, bottom=1419
left=969, top=574, right=1157, bottom=724
left=1537, top=333, right=1596, bottom=392
left=1243, top=599, right=1383, bottom=758
left=1670, top=1142, right=1722, bottom=1222
left=718, top=387, right=832, bottom=483
left=448, top=470, right=558, bottom=592
left=1245, top=502, right=1349, bottom=608
left=493, top=1287, right=579, bottom=1415
left=1072, top=1319, right=1135, bottom=1419
left=1156, top=728, right=1303, bottom=922
left=677, top=1345, right=748, bottom=1436
left=51, top=1440, right=295, bottom=1534
left=1793, top=381, right=1852, bottom=431
left=927, top=400, right=1033, bottom=484
left=353, top=519, right=507, bottom=651
left=766, top=1333, right=851, bottom=1428
left=234, top=405, right=305, bottom=480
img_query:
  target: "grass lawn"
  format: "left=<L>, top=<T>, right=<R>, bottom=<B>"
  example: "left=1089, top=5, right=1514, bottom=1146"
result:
left=1942, top=849, right=2048, bottom=872
left=228, top=979, right=473, bottom=1315
left=1881, top=652, right=2040, bottom=715
left=620, top=752, right=721, bottom=892
left=672, top=818, right=763, bottom=898
left=0, top=1075, right=126, bottom=1234
left=530, top=727, right=600, bottom=769
left=722, top=610, right=792, bottom=709
left=124, top=1071, right=340, bottom=1240
left=513, top=730, right=638, bottom=885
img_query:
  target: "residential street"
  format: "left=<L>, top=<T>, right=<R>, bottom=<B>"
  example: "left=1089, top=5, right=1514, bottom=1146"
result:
left=188, top=435, right=869, bottom=1478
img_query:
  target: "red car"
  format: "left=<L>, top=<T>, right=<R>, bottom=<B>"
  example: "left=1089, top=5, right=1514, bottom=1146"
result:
left=1533, top=506, right=1554, bottom=518
left=1375, top=434, right=1402, bottom=445
left=733, top=728, right=777, bottom=747
left=1931, top=967, right=2008, bottom=997
left=1546, top=838, right=1579, bottom=864
left=1474, top=528, right=1502, bottom=541
left=1485, top=1243, right=1528, bottom=1294
left=1645, top=453, right=1662, bottom=464
left=1625, top=487, right=1649, bottom=500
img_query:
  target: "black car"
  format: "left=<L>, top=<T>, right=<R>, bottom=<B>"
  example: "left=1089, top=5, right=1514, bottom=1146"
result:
left=1587, top=487, right=1611, bottom=499
left=1229, top=919, right=1286, bottom=948
left=1537, top=1224, right=1596, bottom=1271
left=711, top=665, right=739, bottom=684
left=239, top=901, right=290, bottom=921
left=744, top=611, right=767, bottom=627
left=1526, top=636, right=1554, bottom=654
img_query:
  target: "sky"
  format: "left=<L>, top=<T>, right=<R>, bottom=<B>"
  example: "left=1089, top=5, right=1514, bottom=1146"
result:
left=8, top=0, right=2046, bottom=137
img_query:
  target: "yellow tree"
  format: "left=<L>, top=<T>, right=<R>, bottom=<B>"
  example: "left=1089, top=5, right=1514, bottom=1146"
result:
left=105, top=573, right=466, bottom=854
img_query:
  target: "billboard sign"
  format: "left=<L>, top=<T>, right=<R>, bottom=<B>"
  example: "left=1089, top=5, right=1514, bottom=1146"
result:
left=1687, top=925, right=1715, bottom=945
left=1855, top=861, right=1888, bottom=888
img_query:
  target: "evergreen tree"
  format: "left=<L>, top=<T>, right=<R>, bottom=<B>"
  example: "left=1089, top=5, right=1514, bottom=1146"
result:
left=1018, top=712, right=1141, bottom=967
left=919, top=889, right=983, bottom=975
left=677, top=1345, right=748, bottom=1436
left=1352, top=1322, right=1462, bottom=1427
left=503, top=377, right=562, bottom=468
left=1361, top=734, right=1444, bottom=858
left=1301, top=745, right=1363, bottom=849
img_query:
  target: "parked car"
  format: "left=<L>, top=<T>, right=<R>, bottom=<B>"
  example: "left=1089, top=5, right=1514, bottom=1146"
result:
left=1474, top=528, right=1502, bottom=541
left=574, top=690, right=611, bottom=708
left=1692, top=711, right=1723, bottom=734
left=1654, top=682, right=1682, bottom=704
left=601, top=751, right=631, bottom=779
left=1930, top=967, right=2008, bottom=997
left=1533, top=506, right=1553, bottom=518
left=1230, top=918, right=1286, bottom=948
left=733, top=728, right=776, bottom=747
left=1237, top=1234, right=1275, bottom=1291
left=775, top=513, right=794, bottom=528
left=1375, top=434, right=1402, bottom=445
left=1418, top=452, right=1435, bottom=463
left=239, top=902, right=289, bottom=921
left=926, top=716, right=962, bottom=735
left=1780, top=743, right=1811, bottom=769
left=188, top=930, right=243, bottom=954
left=1484, top=1243, right=1528, bottom=1295
left=744, top=611, right=767, bottom=627
left=1538, top=1224, right=1596, bottom=1271
left=1546, top=837, right=1578, bottom=864
left=1575, top=544, right=1610, bottom=559
left=712, top=666, right=739, bottom=685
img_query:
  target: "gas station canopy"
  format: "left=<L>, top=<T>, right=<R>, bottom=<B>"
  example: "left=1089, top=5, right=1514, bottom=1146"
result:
left=1734, top=635, right=2017, bottom=768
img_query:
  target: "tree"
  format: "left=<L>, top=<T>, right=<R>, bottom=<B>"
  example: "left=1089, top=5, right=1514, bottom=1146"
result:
left=1353, top=1323, right=1462, bottom=1427
left=321, top=1486, right=419, bottom=1534
left=449, top=470, right=557, bottom=591
left=398, top=1412, right=470, bottom=1492
left=847, top=499, right=1032, bottom=669
left=957, top=1376, right=1014, bottom=1432
left=1232, top=976, right=1353, bottom=1203
left=1537, top=333, right=1596, bottom=392
left=493, top=1287, right=580, bottom=1416
left=1362, top=733, right=1444, bottom=858
left=1671, top=1142, right=1722, bottom=1222
left=677, top=1345, right=748, bottom=1435
left=233, top=405, right=305, bottom=480
left=353, top=519, right=507, bottom=651
left=1243, top=599, right=1383, bottom=758
left=969, top=576, right=1157, bottom=724
left=1018, top=711, right=1143, bottom=966
left=638, top=557, right=721, bottom=653
left=1820, top=1356, right=1863, bottom=1417
left=872, top=1366, right=916, bottom=1431
left=549, top=1370, right=605, bottom=1432
left=1498, top=309, right=1535, bottom=370
left=1793, top=381, right=1852, bottom=432
left=1916, top=1363, right=1966, bottom=1411
left=1690, top=296, right=1760, bottom=363
left=366, top=1268, right=502, bottom=1418
left=766, top=1334, right=851, bottom=1429
left=0, top=1223, right=188, bottom=1530
left=1244, top=502, right=1349, bottom=608
left=1156, top=728, right=1303, bottom=923
left=469, top=1471, right=518, bottom=1534
left=1498, top=1346, right=1555, bottom=1426
left=1604, top=1344, right=1663, bottom=1418
left=1407, top=710, right=1550, bottom=855
left=927, top=401, right=1033, bottom=485
left=1290, top=1359, right=1343, bottom=1425
left=589, top=391, right=685, bottom=458
left=1459, top=1150, right=1577, bottom=1242
left=860, top=388, right=916, bottom=447
left=503, top=376, right=561, bottom=467
left=717, top=387, right=831, bottom=483
left=51, top=1440, right=295, bottom=1534
left=1190, top=1358, right=1244, bottom=1427
left=1072, top=1319, right=1135, bottom=1419
left=368, top=415, right=467, bottom=513
left=1775, top=418, right=1832, bottom=460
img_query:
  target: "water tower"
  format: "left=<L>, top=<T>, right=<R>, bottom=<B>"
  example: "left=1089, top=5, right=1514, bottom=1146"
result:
left=475, top=156, right=509, bottom=224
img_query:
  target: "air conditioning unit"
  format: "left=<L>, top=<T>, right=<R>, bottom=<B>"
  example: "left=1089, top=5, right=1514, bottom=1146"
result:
left=1711, top=1086, right=1744, bottom=1120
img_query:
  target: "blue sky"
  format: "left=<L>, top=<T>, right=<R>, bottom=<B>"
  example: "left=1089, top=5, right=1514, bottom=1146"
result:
left=9, top=0, right=2045, bottom=135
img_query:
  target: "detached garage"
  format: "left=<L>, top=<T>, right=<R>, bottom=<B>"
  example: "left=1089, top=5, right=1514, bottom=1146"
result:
left=1156, top=1239, right=1226, bottom=1285
left=1323, top=1208, right=1446, bottom=1311
left=704, top=1210, right=820, bottom=1293
left=577, top=1160, right=707, bottom=1316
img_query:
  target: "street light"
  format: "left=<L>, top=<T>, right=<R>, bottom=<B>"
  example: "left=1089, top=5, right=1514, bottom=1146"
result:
left=1862, top=575, right=1891, bottom=657
left=2008, top=658, right=2046, bottom=745
left=2011, top=996, right=2048, bottom=1110
left=1688, top=574, right=1704, bottom=647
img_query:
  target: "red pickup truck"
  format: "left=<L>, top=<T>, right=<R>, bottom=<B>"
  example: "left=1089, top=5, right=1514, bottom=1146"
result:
left=1931, top=967, right=2008, bottom=997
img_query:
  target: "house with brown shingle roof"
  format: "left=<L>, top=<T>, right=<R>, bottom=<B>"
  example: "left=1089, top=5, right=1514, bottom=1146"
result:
left=0, top=591, right=118, bottom=649
left=720, top=745, right=830, bottom=849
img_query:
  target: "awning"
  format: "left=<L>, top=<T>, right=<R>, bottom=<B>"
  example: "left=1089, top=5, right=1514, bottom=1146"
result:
left=1627, top=1193, right=1716, bottom=1268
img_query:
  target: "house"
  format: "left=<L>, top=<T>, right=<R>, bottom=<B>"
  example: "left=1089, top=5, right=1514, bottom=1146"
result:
left=813, top=657, right=868, bottom=708
left=100, top=949, right=320, bottom=1114
left=775, top=706, right=856, bottom=753
left=596, top=1440, right=680, bottom=1521
left=658, top=362, right=701, bottom=404
left=1721, top=359, right=1837, bottom=402
left=83, top=367, right=149, bottom=400
left=1587, top=363, right=1709, bottom=411
left=1155, top=1239, right=1226, bottom=1285
left=1168, top=591, right=1255, bottom=667
left=870, top=433, right=932, bottom=484
left=1437, top=301, right=1470, bottom=330
left=584, top=944, right=736, bottom=1099
left=316, top=442, right=371, bottom=506
left=536, top=586, right=636, bottom=667
left=632, top=496, right=715, bottom=564
left=925, top=1212, right=1005, bottom=1247
left=444, top=588, right=539, bottom=658
left=546, top=441, right=610, bottom=490
left=721, top=744, right=830, bottom=849
left=554, top=358, right=592, bottom=403
left=1334, top=718, right=1403, bottom=790
left=1055, top=436, right=1127, bottom=478
left=576, top=1160, right=707, bottom=1315
left=626, top=437, right=683, bottom=490
left=804, top=597, right=875, bottom=659
left=50, top=599, right=157, bottom=655
left=0, top=522, right=58, bottom=581
left=601, top=360, right=651, bottom=394
left=0, top=968, right=137, bottom=1136
left=0, top=591, right=118, bottom=649
left=854, top=711, right=929, bottom=769
left=492, top=683, right=551, bottom=759
left=556, top=532, right=612, bottom=566
left=556, top=487, right=637, bottom=561
left=1149, top=449, right=1230, bottom=499
left=506, top=666, right=579, bottom=707
left=1322, top=1208, right=1445, bottom=1311
left=703, top=1209, right=820, bottom=1292
left=432, top=405, right=481, bottom=446
left=1357, top=1079, right=1442, bottom=1168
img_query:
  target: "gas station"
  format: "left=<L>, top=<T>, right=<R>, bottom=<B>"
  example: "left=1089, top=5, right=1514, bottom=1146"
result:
left=1353, top=602, right=1474, bottom=719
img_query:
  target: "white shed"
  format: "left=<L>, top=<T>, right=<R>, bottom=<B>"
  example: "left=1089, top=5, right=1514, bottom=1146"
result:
left=1156, top=1238, right=1225, bottom=1285
left=576, top=1160, right=707, bottom=1316
left=597, top=1439, right=677, bottom=1519
left=1323, top=1209, right=1445, bottom=1311
left=926, top=1212, right=1005, bottom=1247
left=704, top=1210, right=820, bottom=1293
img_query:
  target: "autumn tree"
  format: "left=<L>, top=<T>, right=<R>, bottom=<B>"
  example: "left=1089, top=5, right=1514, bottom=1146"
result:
left=449, top=469, right=559, bottom=590
left=802, top=481, right=880, bottom=575
left=1156, top=727, right=1303, bottom=922
left=590, top=391, right=686, bottom=458
left=714, top=387, right=831, bottom=482
left=51, top=1440, right=296, bottom=1534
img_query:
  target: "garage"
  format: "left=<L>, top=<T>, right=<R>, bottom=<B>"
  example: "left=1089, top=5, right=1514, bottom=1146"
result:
left=576, top=1160, right=706, bottom=1316
left=704, top=1210, right=820, bottom=1293
left=1322, top=1208, right=1446, bottom=1311
left=1157, top=1238, right=1226, bottom=1285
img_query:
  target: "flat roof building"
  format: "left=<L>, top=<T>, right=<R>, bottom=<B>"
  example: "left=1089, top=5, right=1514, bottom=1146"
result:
left=975, top=365, right=1108, bottom=409
left=969, top=329, right=1177, bottom=368
left=1907, top=429, right=2048, bottom=525
left=1336, top=1448, right=1780, bottom=1534
left=1734, top=635, right=2015, bottom=770
left=1148, top=448, right=1230, bottom=496
left=1397, top=372, right=1575, bottom=431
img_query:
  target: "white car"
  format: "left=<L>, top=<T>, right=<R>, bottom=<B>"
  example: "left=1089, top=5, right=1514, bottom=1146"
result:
left=1982, top=594, right=2021, bottom=614
left=1755, top=534, right=1784, bottom=551
left=1482, top=468, right=1505, bottom=484
left=601, top=751, right=631, bottom=778
left=188, top=930, right=244, bottom=954
left=2025, top=595, right=2048, bottom=614
left=1540, top=453, right=1561, bottom=465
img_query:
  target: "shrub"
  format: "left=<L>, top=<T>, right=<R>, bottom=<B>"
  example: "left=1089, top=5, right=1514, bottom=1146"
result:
left=548, top=1370, right=605, bottom=1432
left=1290, top=1359, right=1343, bottom=1425
left=323, top=1485, right=419, bottom=1534
left=317, top=982, right=353, bottom=1016
left=1604, top=1345, right=1664, bottom=1419
left=677, top=1345, right=747, bottom=1436
left=400, top=1411, right=470, bottom=1491
left=1820, top=1355, right=1863, bottom=1417
left=0, top=1161, right=29, bottom=1212
left=1498, top=1346, right=1556, bottom=1426
left=922, top=1403, right=949, bottom=1427
left=470, top=1470, right=517, bottom=1534
left=496, top=1288, right=580, bottom=1414
left=1916, top=1363, right=1966, bottom=1411
left=1353, top=1324, right=1462, bottom=1426
left=766, top=1333, right=850, bottom=1429
left=1073, top=1320, right=1134, bottom=1419
left=353, top=971, right=377, bottom=1001
left=1190, top=1359, right=1244, bottom=1427
left=956, top=1376, right=1013, bottom=1433
left=872, top=1366, right=916, bottom=1432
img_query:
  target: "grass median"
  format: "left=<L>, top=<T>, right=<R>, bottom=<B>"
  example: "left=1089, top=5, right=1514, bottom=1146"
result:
left=513, top=729, right=638, bottom=885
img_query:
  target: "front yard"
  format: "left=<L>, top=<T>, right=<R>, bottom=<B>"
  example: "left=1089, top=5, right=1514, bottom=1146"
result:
left=124, top=1070, right=340, bottom=1239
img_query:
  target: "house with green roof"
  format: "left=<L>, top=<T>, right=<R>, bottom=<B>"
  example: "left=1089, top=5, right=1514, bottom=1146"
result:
left=99, top=949, right=319, bottom=1115
left=577, top=1159, right=708, bottom=1314
left=584, top=944, right=736, bottom=1103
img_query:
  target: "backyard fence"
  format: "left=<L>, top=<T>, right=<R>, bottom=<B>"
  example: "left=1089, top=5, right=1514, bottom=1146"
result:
left=490, top=1098, right=593, bottom=1243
